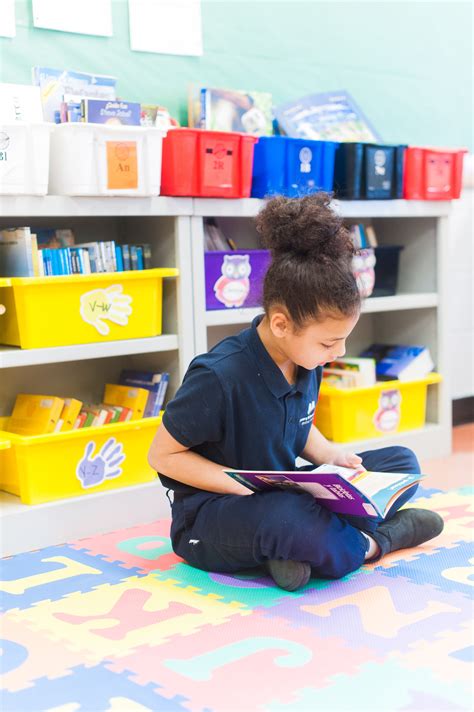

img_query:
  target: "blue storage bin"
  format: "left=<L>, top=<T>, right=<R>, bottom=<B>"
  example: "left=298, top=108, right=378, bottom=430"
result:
left=251, top=136, right=338, bottom=198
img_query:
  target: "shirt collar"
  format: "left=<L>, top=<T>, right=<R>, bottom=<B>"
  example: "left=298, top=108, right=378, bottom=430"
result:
left=247, top=315, right=313, bottom=398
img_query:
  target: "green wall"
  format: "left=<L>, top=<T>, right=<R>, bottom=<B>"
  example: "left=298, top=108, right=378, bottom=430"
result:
left=1, top=0, right=472, bottom=149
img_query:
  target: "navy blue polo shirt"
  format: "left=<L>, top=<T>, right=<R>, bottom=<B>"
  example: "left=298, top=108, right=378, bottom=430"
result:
left=160, top=315, right=322, bottom=496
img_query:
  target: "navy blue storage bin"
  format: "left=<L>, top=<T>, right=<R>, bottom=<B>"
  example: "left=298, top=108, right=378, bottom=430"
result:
left=251, top=136, right=338, bottom=198
left=334, top=143, right=406, bottom=200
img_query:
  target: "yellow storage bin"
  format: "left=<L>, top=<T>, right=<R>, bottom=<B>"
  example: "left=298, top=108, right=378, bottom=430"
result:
left=0, top=268, right=178, bottom=349
left=0, top=414, right=162, bottom=505
left=314, top=373, right=442, bottom=443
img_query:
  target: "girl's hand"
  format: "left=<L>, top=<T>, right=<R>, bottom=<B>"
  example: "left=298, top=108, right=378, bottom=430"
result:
left=328, top=446, right=364, bottom=470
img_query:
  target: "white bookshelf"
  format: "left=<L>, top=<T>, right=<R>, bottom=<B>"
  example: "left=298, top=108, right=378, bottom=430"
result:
left=0, top=335, right=179, bottom=368
left=0, top=195, right=454, bottom=556
left=0, top=197, right=194, bottom=556
left=191, top=198, right=452, bottom=463
left=0, top=483, right=168, bottom=557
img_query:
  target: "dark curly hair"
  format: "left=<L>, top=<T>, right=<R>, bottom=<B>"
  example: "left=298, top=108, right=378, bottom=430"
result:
left=255, top=193, right=360, bottom=328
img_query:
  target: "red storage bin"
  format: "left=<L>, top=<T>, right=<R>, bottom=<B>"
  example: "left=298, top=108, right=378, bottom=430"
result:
left=161, top=128, right=258, bottom=198
left=403, top=147, right=467, bottom=200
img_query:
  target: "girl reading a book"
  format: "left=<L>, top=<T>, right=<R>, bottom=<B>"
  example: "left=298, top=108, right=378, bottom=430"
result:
left=148, top=193, right=443, bottom=591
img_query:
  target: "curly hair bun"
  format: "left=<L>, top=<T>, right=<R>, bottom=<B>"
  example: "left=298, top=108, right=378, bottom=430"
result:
left=255, top=193, right=353, bottom=261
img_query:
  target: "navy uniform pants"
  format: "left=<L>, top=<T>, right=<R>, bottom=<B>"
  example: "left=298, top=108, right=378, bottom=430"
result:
left=169, top=446, right=420, bottom=580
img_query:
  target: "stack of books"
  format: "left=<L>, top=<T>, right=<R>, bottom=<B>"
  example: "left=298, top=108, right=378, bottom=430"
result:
left=29, top=66, right=178, bottom=128
left=360, top=344, right=434, bottom=382
left=0, top=227, right=153, bottom=277
left=322, top=357, right=377, bottom=388
left=5, top=370, right=169, bottom=436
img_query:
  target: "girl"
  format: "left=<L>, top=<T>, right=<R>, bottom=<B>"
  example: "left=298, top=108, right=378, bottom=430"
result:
left=148, top=193, right=443, bottom=591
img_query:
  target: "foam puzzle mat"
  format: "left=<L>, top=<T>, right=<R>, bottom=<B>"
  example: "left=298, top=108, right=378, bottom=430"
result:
left=1, top=484, right=473, bottom=712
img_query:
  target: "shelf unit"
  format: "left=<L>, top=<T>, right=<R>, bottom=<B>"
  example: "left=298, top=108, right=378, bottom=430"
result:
left=0, top=196, right=194, bottom=556
left=0, top=196, right=454, bottom=556
left=191, top=198, right=452, bottom=463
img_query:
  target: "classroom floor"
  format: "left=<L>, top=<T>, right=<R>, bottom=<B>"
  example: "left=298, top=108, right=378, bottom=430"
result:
left=1, top=424, right=473, bottom=712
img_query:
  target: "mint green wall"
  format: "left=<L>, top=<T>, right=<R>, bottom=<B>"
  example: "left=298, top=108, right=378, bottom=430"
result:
left=1, top=0, right=472, bottom=149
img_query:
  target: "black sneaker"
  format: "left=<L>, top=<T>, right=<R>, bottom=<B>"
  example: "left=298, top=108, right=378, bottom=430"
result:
left=371, top=508, right=444, bottom=561
left=266, top=559, right=311, bottom=592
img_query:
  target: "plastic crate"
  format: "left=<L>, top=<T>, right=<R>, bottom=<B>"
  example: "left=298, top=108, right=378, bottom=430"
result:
left=0, top=268, right=178, bottom=349
left=204, top=250, right=271, bottom=310
left=403, top=147, right=467, bottom=200
left=334, top=143, right=406, bottom=200
left=0, top=123, right=53, bottom=195
left=0, top=415, right=161, bottom=504
left=48, top=123, right=167, bottom=196
left=371, top=246, right=404, bottom=297
left=161, top=128, right=258, bottom=198
left=251, top=136, right=338, bottom=198
left=313, top=373, right=441, bottom=443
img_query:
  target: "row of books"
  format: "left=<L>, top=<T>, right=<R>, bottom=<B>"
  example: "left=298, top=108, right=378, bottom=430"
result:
left=0, top=69, right=179, bottom=129
left=187, top=86, right=380, bottom=144
left=39, top=242, right=152, bottom=276
left=0, top=227, right=153, bottom=278
left=322, top=345, right=434, bottom=388
left=57, top=96, right=177, bottom=130
left=204, top=219, right=238, bottom=252
left=2, top=65, right=381, bottom=143
left=5, top=370, right=169, bottom=437
left=349, top=224, right=378, bottom=249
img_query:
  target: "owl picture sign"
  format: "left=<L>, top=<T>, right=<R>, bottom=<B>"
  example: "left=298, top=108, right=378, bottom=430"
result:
left=205, top=250, right=272, bottom=310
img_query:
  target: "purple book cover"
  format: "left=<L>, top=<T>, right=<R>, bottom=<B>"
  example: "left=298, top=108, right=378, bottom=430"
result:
left=225, top=467, right=424, bottom=518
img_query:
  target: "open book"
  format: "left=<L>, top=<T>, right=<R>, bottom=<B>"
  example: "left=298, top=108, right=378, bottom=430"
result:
left=225, top=464, right=425, bottom=518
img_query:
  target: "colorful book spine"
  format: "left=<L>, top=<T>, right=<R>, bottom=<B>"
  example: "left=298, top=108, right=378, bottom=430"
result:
left=121, top=245, right=131, bottom=271
left=115, top=245, right=124, bottom=272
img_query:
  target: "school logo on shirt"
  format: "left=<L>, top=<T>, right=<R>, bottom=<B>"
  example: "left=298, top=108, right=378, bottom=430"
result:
left=299, top=400, right=316, bottom=426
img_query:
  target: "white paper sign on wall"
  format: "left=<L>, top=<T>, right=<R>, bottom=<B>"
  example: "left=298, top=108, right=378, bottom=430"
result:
left=0, top=0, right=16, bottom=38
left=32, top=0, right=113, bottom=37
left=129, top=0, right=203, bottom=56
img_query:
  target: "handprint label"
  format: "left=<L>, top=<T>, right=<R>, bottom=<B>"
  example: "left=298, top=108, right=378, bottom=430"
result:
left=76, top=438, right=126, bottom=489
left=80, top=285, right=133, bottom=336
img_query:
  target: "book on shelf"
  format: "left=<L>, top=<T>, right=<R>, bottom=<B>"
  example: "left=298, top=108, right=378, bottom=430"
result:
left=140, top=104, right=179, bottom=129
left=225, top=464, right=425, bottom=519
left=83, top=99, right=141, bottom=126
left=7, top=394, right=65, bottom=435
left=103, top=384, right=149, bottom=420
left=364, top=225, right=378, bottom=248
left=32, top=66, right=117, bottom=122
left=274, top=89, right=382, bottom=142
left=359, top=344, right=434, bottom=382
left=188, top=84, right=274, bottom=136
left=0, top=227, right=37, bottom=277
left=119, top=369, right=170, bottom=417
left=204, top=219, right=231, bottom=251
left=56, top=398, right=83, bottom=432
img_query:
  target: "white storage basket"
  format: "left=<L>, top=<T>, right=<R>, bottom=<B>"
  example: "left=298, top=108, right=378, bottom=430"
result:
left=48, top=123, right=167, bottom=196
left=0, top=123, right=52, bottom=195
